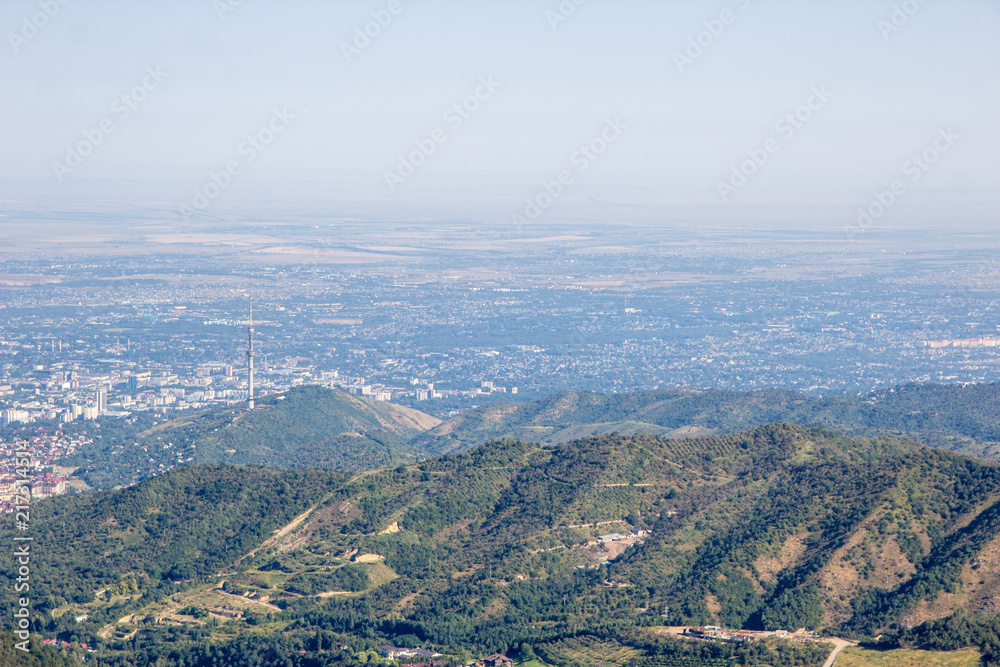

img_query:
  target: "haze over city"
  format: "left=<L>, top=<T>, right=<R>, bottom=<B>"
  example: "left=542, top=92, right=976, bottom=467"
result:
left=3, top=2, right=1000, bottom=666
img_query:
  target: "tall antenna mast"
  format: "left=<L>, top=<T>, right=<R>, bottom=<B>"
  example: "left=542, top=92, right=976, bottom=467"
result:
left=247, top=293, right=255, bottom=410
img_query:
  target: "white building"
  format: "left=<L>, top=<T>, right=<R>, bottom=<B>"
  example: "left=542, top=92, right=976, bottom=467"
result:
left=1, top=409, right=30, bottom=425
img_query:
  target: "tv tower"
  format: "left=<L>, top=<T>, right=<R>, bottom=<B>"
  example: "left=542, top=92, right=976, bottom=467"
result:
left=247, top=294, right=255, bottom=410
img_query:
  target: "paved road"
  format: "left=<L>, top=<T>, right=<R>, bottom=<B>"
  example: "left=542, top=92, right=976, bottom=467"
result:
left=821, top=638, right=854, bottom=667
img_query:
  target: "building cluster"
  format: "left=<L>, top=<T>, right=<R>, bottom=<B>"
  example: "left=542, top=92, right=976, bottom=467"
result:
left=597, top=528, right=649, bottom=542
left=379, top=646, right=442, bottom=661
left=922, top=337, right=1000, bottom=349
left=681, top=626, right=818, bottom=644
left=0, top=354, right=520, bottom=430
left=683, top=626, right=756, bottom=643
left=0, top=472, right=68, bottom=511
left=28, top=471, right=67, bottom=498
left=340, top=376, right=516, bottom=404
left=0, top=431, right=87, bottom=510
left=0, top=363, right=272, bottom=426
left=378, top=646, right=513, bottom=667
left=4, top=249, right=1000, bottom=432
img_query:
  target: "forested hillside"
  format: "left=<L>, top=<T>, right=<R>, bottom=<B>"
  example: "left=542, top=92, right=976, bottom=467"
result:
left=415, top=383, right=1000, bottom=460
left=16, top=424, right=1000, bottom=665
left=0, top=465, right=345, bottom=619
left=65, top=385, right=439, bottom=487
left=57, top=382, right=1000, bottom=490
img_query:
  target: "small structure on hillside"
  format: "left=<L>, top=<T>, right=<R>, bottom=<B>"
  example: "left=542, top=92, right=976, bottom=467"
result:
left=380, top=646, right=441, bottom=660
left=476, top=653, right=514, bottom=667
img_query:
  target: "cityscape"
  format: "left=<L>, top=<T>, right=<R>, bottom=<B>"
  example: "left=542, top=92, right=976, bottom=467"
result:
left=3, top=222, right=1000, bottom=498
left=2, top=1, right=1000, bottom=665
left=3, top=226, right=1000, bottom=428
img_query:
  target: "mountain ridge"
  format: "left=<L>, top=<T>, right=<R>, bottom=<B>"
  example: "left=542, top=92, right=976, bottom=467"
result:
left=65, top=382, right=1000, bottom=493
left=19, top=422, right=1000, bottom=665
left=414, top=383, right=1000, bottom=461
left=69, top=385, right=441, bottom=487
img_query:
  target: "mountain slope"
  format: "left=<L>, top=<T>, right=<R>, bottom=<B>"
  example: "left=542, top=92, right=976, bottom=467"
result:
left=24, top=424, right=1000, bottom=663
left=66, top=382, right=1000, bottom=489
left=238, top=425, right=1000, bottom=636
left=70, top=385, right=441, bottom=486
left=414, top=383, right=1000, bottom=460
left=171, top=385, right=438, bottom=468
left=0, top=465, right=343, bottom=614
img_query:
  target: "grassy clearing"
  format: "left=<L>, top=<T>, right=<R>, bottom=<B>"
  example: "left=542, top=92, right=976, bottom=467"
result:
left=834, top=647, right=981, bottom=667
left=130, top=583, right=278, bottom=625
left=365, top=562, right=399, bottom=587
left=515, top=659, right=550, bottom=667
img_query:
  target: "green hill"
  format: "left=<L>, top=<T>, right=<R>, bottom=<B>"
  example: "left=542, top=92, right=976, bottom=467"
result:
left=171, top=385, right=439, bottom=468
left=70, top=385, right=440, bottom=487
left=2, top=465, right=343, bottom=611
left=414, top=383, right=1000, bottom=461
left=17, top=425, right=1000, bottom=665
left=65, top=382, right=1000, bottom=489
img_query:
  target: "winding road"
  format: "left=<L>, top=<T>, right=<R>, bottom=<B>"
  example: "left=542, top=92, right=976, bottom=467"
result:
left=821, top=637, right=854, bottom=667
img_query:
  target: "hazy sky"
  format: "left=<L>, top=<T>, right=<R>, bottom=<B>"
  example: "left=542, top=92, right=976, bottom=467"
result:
left=2, top=0, right=998, bottom=212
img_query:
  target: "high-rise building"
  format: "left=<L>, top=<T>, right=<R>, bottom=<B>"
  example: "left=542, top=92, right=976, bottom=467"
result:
left=1, top=409, right=30, bottom=425
left=96, top=387, right=107, bottom=413
left=128, top=375, right=139, bottom=391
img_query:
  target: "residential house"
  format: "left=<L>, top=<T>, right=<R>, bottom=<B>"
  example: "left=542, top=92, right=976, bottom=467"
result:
left=478, top=653, right=514, bottom=667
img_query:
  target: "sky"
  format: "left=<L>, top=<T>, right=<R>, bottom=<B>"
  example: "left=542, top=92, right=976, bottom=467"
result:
left=1, top=0, right=998, bottom=222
